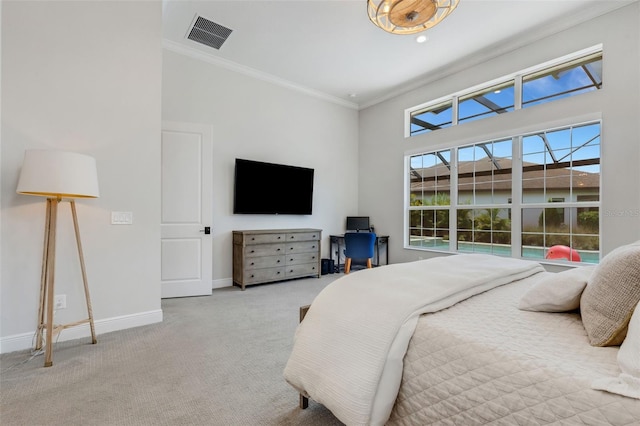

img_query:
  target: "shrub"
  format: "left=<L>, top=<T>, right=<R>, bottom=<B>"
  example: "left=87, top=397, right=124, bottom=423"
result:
left=578, top=210, right=599, bottom=232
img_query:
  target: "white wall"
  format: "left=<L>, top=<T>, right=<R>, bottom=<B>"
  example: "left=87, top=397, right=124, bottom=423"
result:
left=359, top=3, right=640, bottom=265
left=1, top=1, right=163, bottom=352
left=162, top=50, right=359, bottom=284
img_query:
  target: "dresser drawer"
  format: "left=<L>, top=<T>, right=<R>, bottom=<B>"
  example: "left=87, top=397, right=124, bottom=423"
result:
left=244, top=255, right=285, bottom=270
left=286, top=231, right=321, bottom=242
left=285, top=263, right=319, bottom=278
left=286, top=241, right=320, bottom=254
left=244, top=244, right=285, bottom=258
left=244, top=267, right=285, bottom=284
left=244, top=233, right=286, bottom=245
left=286, top=252, right=319, bottom=265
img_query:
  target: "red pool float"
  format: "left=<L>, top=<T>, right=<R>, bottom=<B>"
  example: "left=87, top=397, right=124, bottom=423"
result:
left=545, top=245, right=581, bottom=262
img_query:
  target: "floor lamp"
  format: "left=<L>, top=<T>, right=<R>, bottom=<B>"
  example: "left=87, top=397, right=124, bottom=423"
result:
left=16, top=150, right=100, bottom=367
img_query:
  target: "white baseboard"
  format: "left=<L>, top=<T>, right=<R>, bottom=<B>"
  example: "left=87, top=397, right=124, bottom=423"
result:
left=0, top=309, right=163, bottom=355
left=2, top=278, right=235, bottom=354
left=212, top=277, right=233, bottom=289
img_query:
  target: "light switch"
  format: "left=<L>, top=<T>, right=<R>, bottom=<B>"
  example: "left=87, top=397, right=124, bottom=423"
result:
left=111, top=211, right=133, bottom=225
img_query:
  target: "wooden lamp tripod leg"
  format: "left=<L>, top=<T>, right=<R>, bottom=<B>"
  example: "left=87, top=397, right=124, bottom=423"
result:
left=70, top=200, right=97, bottom=345
left=35, top=199, right=52, bottom=352
left=43, top=198, right=59, bottom=367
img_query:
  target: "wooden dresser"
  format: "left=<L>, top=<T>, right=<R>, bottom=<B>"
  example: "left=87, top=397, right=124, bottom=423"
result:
left=232, top=228, right=322, bottom=290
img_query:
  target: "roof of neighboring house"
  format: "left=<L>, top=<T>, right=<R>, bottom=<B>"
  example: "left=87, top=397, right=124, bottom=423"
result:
left=410, top=158, right=600, bottom=192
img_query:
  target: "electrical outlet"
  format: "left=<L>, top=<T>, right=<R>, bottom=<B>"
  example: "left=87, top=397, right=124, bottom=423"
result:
left=54, top=294, right=66, bottom=309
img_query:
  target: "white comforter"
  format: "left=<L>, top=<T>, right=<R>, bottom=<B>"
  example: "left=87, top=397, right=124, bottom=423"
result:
left=388, top=276, right=640, bottom=425
left=283, top=254, right=545, bottom=426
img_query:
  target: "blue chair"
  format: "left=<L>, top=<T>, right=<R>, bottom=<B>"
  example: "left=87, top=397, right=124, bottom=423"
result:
left=344, top=232, right=376, bottom=274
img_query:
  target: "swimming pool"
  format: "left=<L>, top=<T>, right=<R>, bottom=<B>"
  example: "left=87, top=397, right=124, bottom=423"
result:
left=409, top=238, right=599, bottom=264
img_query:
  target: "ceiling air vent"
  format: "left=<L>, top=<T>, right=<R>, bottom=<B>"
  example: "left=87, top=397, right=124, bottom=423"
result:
left=187, top=16, right=233, bottom=50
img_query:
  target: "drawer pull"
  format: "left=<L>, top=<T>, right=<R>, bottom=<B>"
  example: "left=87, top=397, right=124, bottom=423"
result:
left=290, top=236, right=295, bottom=239
left=250, top=250, right=255, bottom=253
left=277, top=248, right=281, bottom=251
left=289, top=258, right=294, bottom=262
left=278, top=236, right=281, bottom=239
left=250, top=262, right=254, bottom=266
left=251, top=274, right=254, bottom=278
left=312, top=245, right=316, bottom=249
left=251, top=237, right=255, bottom=241
left=277, top=271, right=281, bottom=274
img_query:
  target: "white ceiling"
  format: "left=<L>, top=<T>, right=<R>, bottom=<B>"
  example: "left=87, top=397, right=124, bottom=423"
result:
left=162, top=0, right=634, bottom=109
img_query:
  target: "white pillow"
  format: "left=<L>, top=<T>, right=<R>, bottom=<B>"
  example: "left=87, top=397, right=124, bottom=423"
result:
left=518, top=266, right=595, bottom=312
left=618, top=302, right=640, bottom=379
left=591, top=301, right=640, bottom=399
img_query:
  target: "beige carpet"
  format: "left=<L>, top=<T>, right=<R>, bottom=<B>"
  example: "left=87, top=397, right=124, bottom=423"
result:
left=1, top=275, right=345, bottom=425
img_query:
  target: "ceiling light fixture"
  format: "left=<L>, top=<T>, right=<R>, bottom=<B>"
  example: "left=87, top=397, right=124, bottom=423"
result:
left=416, top=35, right=428, bottom=43
left=367, top=0, right=459, bottom=35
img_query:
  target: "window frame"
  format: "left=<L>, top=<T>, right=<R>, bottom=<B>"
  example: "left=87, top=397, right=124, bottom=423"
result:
left=405, top=45, right=603, bottom=138
left=405, top=120, right=602, bottom=264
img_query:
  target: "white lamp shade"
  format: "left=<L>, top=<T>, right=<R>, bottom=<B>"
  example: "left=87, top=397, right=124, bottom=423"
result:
left=16, top=150, right=100, bottom=198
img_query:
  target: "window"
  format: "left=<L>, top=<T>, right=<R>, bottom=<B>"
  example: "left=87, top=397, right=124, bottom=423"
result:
left=408, top=150, right=451, bottom=249
left=522, top=53, right=602, bottom=108
left=406, top=122, right=601, bottom=263
left=521, top=122, right=600, bottom=263
left=458, top=81, right=515, bottom=125
left=410, top=100, right=453, bottom=136
left=457, top=139, right=513, bottom=254
left=406, top=48, right=602, bottom=137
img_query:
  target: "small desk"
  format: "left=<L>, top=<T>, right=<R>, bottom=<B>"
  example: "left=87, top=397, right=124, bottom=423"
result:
left=329, top=234, right=389, bottom=273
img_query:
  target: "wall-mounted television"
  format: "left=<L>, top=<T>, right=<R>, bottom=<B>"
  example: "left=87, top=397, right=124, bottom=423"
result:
left=233, top=158, right=314, bottom=215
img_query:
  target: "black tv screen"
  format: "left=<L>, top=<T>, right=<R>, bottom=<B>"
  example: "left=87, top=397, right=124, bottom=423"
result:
left=346, top=216, right=370, bottom=232
left=233, top=159, right=314, bottom=215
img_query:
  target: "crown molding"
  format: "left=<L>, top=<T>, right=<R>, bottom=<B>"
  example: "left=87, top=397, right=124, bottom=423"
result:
left=162, top=39, right=359, bottom=110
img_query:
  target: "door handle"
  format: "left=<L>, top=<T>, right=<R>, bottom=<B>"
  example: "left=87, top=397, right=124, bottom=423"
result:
left=200, top=227, right=211, bottom=235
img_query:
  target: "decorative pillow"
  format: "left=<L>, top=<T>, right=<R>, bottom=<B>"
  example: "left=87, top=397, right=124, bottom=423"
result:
left=591, top=301, right=640, bottom=399
left=518, top=266, right=595, bottom=312
left=580, top=241, right=640, bottom=346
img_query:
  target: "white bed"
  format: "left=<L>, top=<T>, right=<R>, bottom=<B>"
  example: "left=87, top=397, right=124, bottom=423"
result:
left=388, top=274, right=639, bottom=425
left=284, top=248, right=640, bottom=426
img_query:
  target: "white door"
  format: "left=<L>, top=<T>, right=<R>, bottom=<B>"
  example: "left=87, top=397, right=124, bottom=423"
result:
left=161, top=122, right=213, bottom=298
